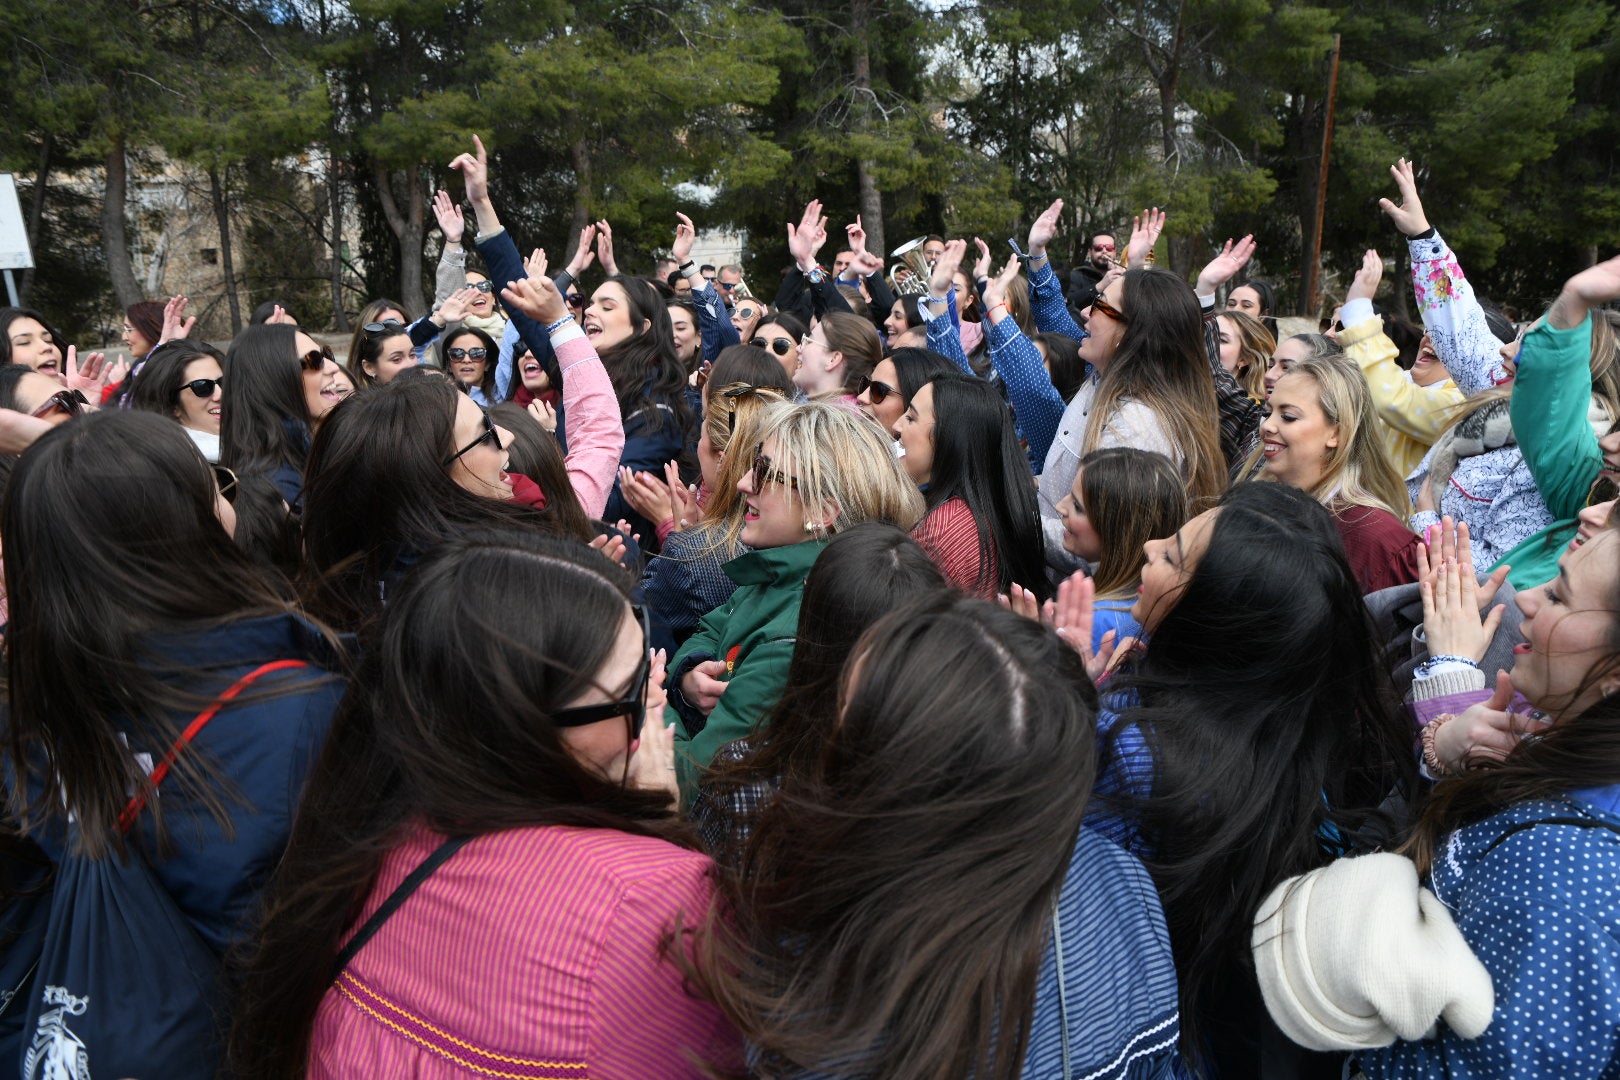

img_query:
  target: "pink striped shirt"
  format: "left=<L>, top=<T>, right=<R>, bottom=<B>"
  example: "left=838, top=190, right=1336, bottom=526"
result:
left=554, top=329, right=625, bottom=520
left=309, top=822, right=742, bottom=1080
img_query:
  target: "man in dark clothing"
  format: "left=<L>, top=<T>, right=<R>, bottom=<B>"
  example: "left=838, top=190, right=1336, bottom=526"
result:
left=1066, top=230, right=1118, bottom=316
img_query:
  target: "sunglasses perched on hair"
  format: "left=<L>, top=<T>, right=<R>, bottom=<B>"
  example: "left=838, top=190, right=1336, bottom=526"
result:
left=857, top=375, right=896, bottom=405
left=468, top=280, right=495, bottom=293
left=363, top=319, right=404, bottom=337
left=750, top=335, right=793, bottom=357
left=300, top=344, right=337, bottom=372
left=446, top=347, right=488, bottom=360
left=180, top=378, right=222, bottom=399
left=443, top=409, right=502, bottom=467
left=30, top=389, right=88, bottom=420
left=1089, top=296, right=1128, bottom=324
left=750, top=443, right=799, bottom=491
left=212, top=464, right=239, bottom=505
left=549, top=605, right=651, bottom=737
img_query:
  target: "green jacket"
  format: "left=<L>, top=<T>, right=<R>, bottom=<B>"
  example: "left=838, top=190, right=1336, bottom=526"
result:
left=1497, top=313, right=1601, bottom=590
left=667, top=539, right=826, bottom=797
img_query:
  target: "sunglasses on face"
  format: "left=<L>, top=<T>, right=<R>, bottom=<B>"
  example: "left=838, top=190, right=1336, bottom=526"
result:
left=301, top=344, right=337, bottom=371
left=1092, top=243, right=1116, bottom=253
left=443, top=409, right=502, bottom=467
left=1089, top=296, right=1128, bottom=324
left=212, top=464, right=239, bottom=505
left=30, top=388, right=87, bottom=419
left=857, top=375, right=896, bottom=405
left=363, top=319, right=404, bottom=337
left=468, top=280, right=494, bottom=293
left=549, top=605, right=652, bottom=738
left=717, top=280, right=736, bottom=291
left=177, top=377, right=223, bottom=400
left=447, top=347, right=488, bottom=360
left=567, top=293, right=586, bottom=309
left=751, top=443, right=799, bottom=491
left=735, top=307, right=760, bottom=322
left=751, top=335, right=793, bottom=357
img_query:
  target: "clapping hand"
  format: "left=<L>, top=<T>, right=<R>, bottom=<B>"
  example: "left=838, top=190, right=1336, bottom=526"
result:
left=998, top=572, right=1141, bottom=683
left=980, top=254, right=1021, bottom=319
left=625, top=648, right=677, bottom=804
left=1419, top=518, right=1507, bottom=663
left=567, top=223, right=598, bottom=278
left=594, top=220, right=619, bottom=277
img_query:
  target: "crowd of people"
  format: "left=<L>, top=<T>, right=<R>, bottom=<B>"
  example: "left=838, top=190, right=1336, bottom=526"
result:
left=0, top=138, right=1616, bottom=1079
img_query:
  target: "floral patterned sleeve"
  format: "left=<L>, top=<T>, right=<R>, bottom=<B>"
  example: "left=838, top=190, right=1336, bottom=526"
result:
left=1408, top=231, right=1510, bottom=397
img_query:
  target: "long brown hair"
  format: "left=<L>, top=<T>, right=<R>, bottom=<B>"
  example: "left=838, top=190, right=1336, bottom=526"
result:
left=817, top=311, right=881, bottom=395
left=1079, top=447, right=1190, bottom=598
left=690, top=595, right=1099, bottom=1080
left=1083, top=269, right=1227, bottom=508
left=229, top=531, right=685, bottom=1080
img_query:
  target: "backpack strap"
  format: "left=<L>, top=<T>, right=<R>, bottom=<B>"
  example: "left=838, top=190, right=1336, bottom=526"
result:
left=116, top=659, right=311, bottom=833
left=1481, top=815, right=1620, bottom=857
left=332, top=835, right=472, bottom=979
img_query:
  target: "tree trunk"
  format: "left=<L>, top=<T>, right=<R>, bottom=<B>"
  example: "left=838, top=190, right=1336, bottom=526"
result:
left=102, top=134, right=143, bottom=308
left=208, top=165, right=242, bottom=334
left=374, top=165, right=425, bottom=314
left=570, top=141, right=592, bottom=262
left=328, top=151, right=350, bottom=332
left=849, top=0, right=885, bottom=257
left=19, top=136, right=52, bottom=304
left=1291, top=96, right=1322, bottom=317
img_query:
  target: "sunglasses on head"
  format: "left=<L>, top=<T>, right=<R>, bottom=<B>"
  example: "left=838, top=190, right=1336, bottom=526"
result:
left=446, top=347, right=488, bottom=360
left=751, top=443, right=798, bottom=491
left=180, top=378, right=222, bottom=399
left=363, top=319, right=404, bottom=337
left=750, top=335, right=793, bottom=357
left=549, top=605, right=651, bottom=738
left=212, top=464, right=238, bottom=505
left=468, top=280, right=494, bottom=293
left=857, top=375, right=896, bottom=405
left=29, top=388, right=88, bottom=420
left=300, top=344, right=337, bottom=371
left=443, top=409, right=502, bottom=467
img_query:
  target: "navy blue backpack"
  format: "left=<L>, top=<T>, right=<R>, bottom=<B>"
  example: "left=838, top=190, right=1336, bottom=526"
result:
left=4, top=660, right=304, bottom=1080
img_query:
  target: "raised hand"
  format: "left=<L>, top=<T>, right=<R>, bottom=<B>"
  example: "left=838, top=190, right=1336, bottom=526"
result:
left=159, top=295, right=196, bottom=344
left=1194, top=235, right=1257, bottom=296
left=1046, top=571, right=1141, bottom=682
left=64, top=346, right=112, bottom=397
left=787, top=199, right=828, bottom=271
left=1420, top=525, right=1506, bottom=663
left=1345, top=248, right=1383, bottom=305
left=928, top=238, right=968, bottom=299
left=1126, top=207, right=1166, bottom=268
left=849, top=250, right=884, bottom=278
left=527, top=398, right=558, bottom=433
left=625, top=648, right=676, bottom=802
left=672, top=212, right=697, bottom=264
left=972, top=237, right=992, bottom=280
left=1378, top=158, right=1432, bottom=238
left=567, top=223, right=598, bottom=277
left=980, top=253, right=1021, bottom=318
left=447, top=134, right=491, bottom=206
left=1027, top=198, right=1064, bottom=256
left=1416, top=517, right=1511, bottom=615
left=845, top=214, right=867, bottom=256
left=435, top=285, right=481, bottom=325
left=500, top=276, right=566, bottom=325
left=1550, top=253, right=1620, bottom=330
left=432, top=190, right=465, bottom=245
left=523, top=247, right=548, bottom=280
left=594, top=220, right=619, bottom=277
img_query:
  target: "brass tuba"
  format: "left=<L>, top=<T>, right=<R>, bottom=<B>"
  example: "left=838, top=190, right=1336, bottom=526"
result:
left=888, top=236, right=932, bottom=296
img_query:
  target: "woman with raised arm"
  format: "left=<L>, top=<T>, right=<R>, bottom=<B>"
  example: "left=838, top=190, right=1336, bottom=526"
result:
left=669, top=212, right=742, bottom=364
left=230, top=532, right=743, bottom=1080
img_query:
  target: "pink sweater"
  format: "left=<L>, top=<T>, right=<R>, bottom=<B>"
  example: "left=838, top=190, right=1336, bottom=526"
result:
left=309, top=823, right=742, bottom=1080
left=554, top=327, right=624, bottom=520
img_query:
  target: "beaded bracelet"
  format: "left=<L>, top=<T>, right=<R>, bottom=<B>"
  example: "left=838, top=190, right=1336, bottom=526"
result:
left=545, top=314, right=574, bottom=335
left=1413, top=654, right=1479, bottom=680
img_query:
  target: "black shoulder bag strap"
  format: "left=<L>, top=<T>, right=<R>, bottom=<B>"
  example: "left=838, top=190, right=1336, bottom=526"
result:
left=331, top=835, right=473, bottom=980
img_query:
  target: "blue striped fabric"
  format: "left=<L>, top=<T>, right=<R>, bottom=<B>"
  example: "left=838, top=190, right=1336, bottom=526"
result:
left=639, top=526, right=746, bottom=646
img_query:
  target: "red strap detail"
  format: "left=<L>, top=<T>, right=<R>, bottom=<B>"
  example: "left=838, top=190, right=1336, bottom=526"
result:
left=117, top=659, right=311, bottom=834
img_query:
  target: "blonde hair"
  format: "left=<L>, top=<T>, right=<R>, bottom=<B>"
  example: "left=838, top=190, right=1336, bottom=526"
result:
left=1252, top=351, right=1412, bottom=519
left=749, top=400, right=925, bottom=536
left=1217, top=310, right=1275, bottom=402
left=697, top=382, right=790, bottom=556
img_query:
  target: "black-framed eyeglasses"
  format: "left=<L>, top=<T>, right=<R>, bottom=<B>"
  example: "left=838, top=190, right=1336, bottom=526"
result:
left=212, top=464, right=238, bottom=505
left=301, top=344, right=336, bottom=371
left=179, top=377, right=222, bottom=399
left=468, top=280, right=494, bottom=293
left=550, top=605, right=651, bottom=738
left=857, top=375, right=896, bottom=405
left=751, top=443, right=798, bottom=491
left=30, top=389, right=87, bottom=419
left=1089, top=296, right=1128, bottom=324
left=751, top=335, right=793, bottom=357
left=363, top=319, right=404, bottom=337
left=443, top=409, right=502, bottom=467
left=446, top=347, right=488, bottom=360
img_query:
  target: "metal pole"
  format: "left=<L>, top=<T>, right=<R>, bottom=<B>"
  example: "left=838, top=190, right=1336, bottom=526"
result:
left=2, top=269, right=16, bottom=307
left=1305, top=33, right=1342, bottom=319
